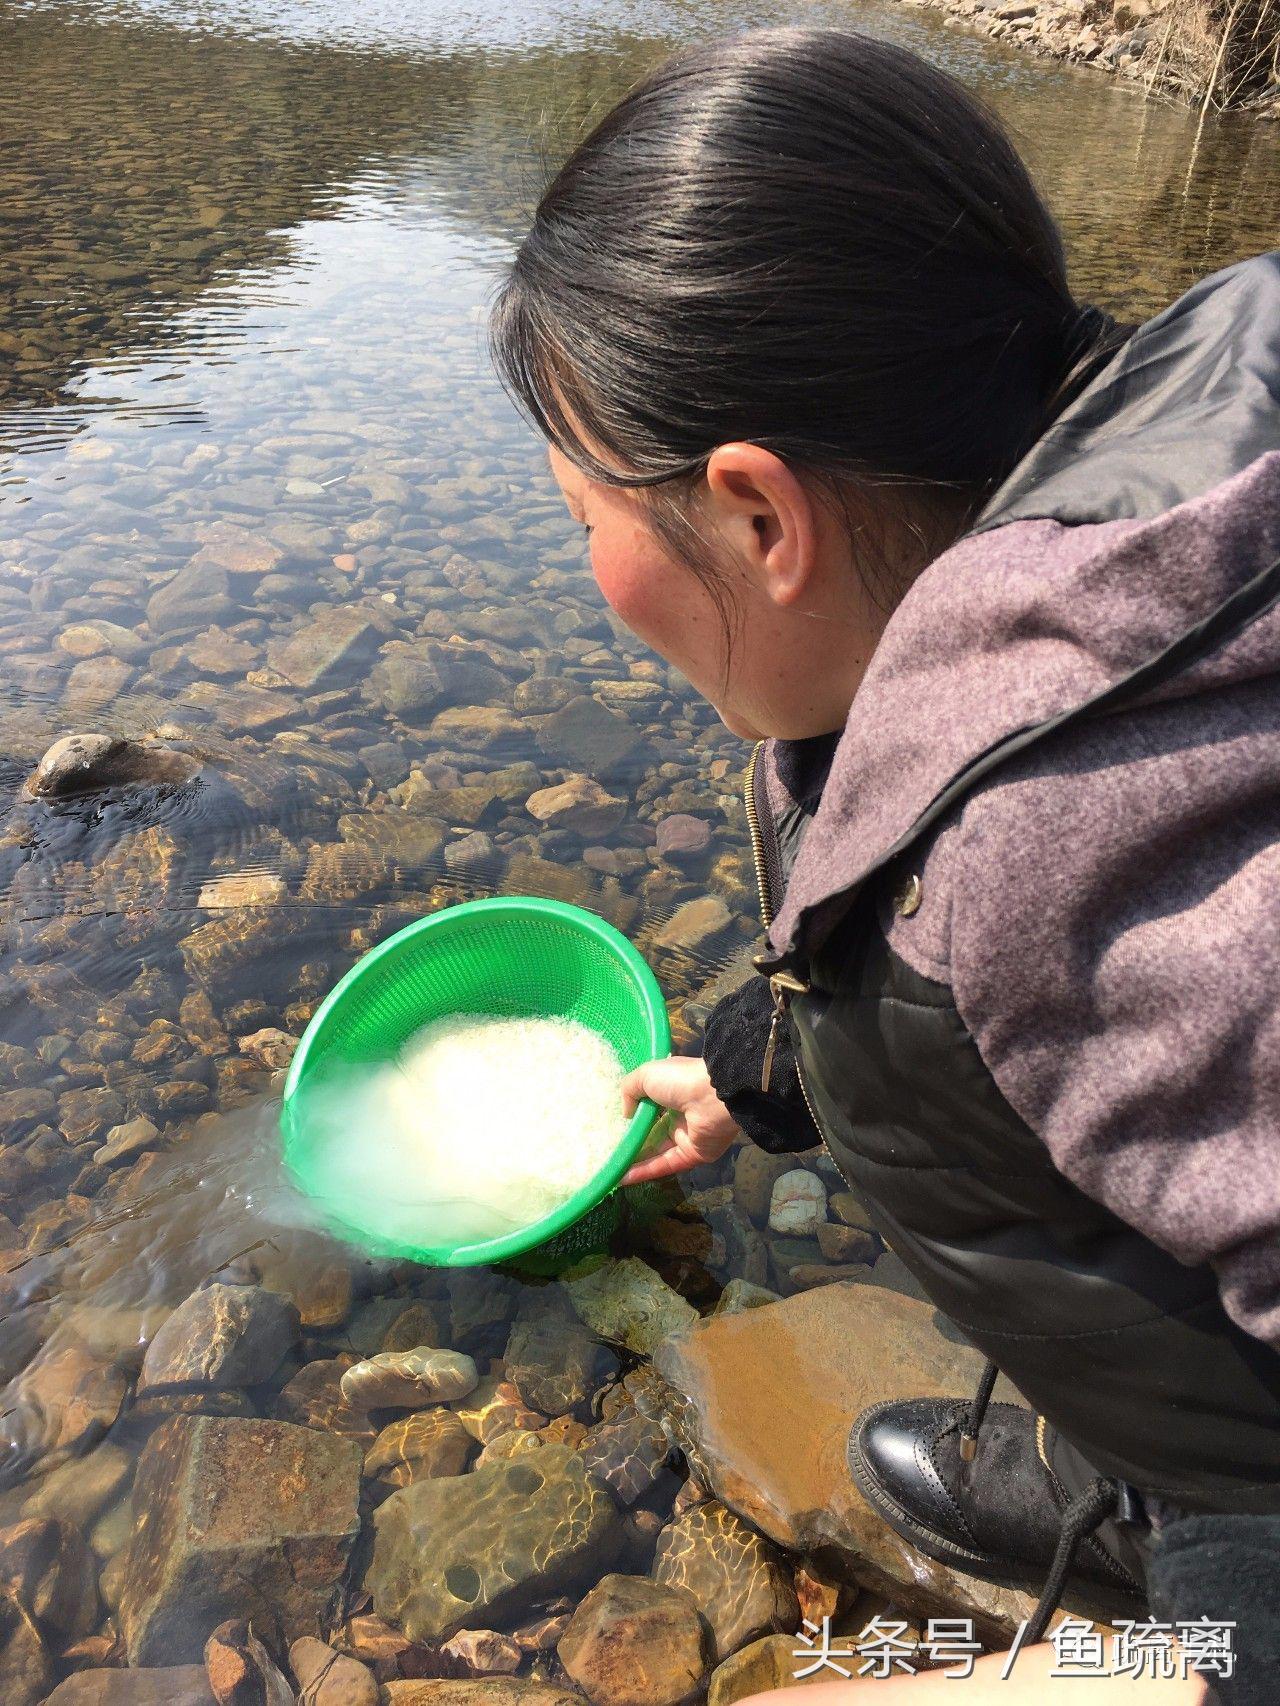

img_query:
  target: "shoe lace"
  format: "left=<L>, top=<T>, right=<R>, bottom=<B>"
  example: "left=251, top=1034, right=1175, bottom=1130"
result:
left=957, top=1360, right=1126, bottom=1647
left=1024, top=1475, right=1120, bottom=1643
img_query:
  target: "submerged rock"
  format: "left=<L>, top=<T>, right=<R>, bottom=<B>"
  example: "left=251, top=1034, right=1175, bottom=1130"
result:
left=118, top=1415, right=362, bottom=1665
left=650, top=1500, right=798, bottom=1665
left=24, top=734, right=200, bottom=801
left=203, top=1618, right=294, bottom=1706
left=364, top=1410, right=475, bottom=1487
left=289, top=1635, right=379, bottom=1706
left=767, top=1169, right=827, bottom=1237
left=706, top=1633, right=833, bottom=1704
left=44, top=1666, right=216, bottom=1704
left=0, top=1594, right=54, bottom=1706
left=558, top=1574, right=705, bottom=1706
left=0, top=1341, right=128, bottom=1481
left=381, top=1683, right=581, bottom=1706
left=564, top=1258, right=698, bottom=1357
left=137, top=1283, right=299, bottom=1394
left=340, top=1348, right=478, bottom=1412
left=0, top=1517, right=99, bottom=1643
left=367, top=1444, right=623, bottom=1643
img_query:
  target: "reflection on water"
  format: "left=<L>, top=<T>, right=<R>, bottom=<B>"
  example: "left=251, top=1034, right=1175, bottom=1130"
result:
left=0, top=0, right=1277, bottom=1684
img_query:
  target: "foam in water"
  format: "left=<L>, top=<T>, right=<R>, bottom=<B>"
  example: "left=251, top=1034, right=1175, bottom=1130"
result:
left=296, top=1013, right=631, bottom=1249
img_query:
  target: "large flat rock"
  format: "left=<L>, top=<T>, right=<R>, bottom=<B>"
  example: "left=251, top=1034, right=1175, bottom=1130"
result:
left=118, top=1415, right=362, bottom=1665
left=652, top=1283, right=1037, bottom=1641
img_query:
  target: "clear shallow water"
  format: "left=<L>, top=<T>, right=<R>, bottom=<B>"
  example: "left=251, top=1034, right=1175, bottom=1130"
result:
left=0, top=0, right=1277, bottom=1682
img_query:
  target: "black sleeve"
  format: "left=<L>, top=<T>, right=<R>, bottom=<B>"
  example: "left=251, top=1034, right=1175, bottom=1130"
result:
left=1145, top=1511, right=1280, bottom=1704
left=701, top=976, right=821, bottom=1155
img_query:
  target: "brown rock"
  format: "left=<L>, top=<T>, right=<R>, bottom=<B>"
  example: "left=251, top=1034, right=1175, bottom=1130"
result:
left=340, top=1349, right=477, bottom=1412
left=0, top=1518, right=99, bottom=1642
left=652, top=1284, right=1037, bottom=1640
left=118, top=1416, right=362, bottom=1665
left=828, top=1192, right=876, bottom=1233
left=204, top=1618, right=294, bottom=1704
left=815, top=1223, right=878, bottom=1264
left=45, top=1668, right=216, bottom=1705
left=277, top=1358, right=374, bottom=1444
left=706, top=1633, right=840, bottom=1704
left=138, top=1284, right=299, bottom=1393
left=364, top=1411, right=474, bottom=1487
left=252, top=1233, right=356, bottom=1330
left=381, top=1684, right=581, bottom=1706
left=650, top=1501, right=798, bottom=1665
left=94, top=1117, right=162, bottom=1169
left=380, top=1303, right=450, bottom=1355
left=558, top=1575, right=705, bottom=1706
left=0, top=1341, right=127, bottom=1479
left=439, top=1628, right=522, bottom=1674
left=449, top=1375, right=543, bottom=1444
left=0, top=1595, right=55, bottom=1706
left=525, top=776, right=626, bottom=838
left=290, top=1635, right=378, bottom=1704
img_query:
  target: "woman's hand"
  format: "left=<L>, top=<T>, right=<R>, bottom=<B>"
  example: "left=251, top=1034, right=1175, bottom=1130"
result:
left=619, top=1055, right=740, bottom=1185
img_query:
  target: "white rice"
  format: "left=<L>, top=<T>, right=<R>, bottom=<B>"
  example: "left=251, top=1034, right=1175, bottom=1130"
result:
left=299, top=1013, right=630, bottom=1248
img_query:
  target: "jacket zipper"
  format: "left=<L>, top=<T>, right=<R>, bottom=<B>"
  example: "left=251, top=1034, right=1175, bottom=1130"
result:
left=742, top=741, right=829, bottom=1145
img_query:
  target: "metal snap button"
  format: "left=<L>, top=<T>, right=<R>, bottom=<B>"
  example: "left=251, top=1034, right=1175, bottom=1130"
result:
left=893, top=873, right=922, bottom=917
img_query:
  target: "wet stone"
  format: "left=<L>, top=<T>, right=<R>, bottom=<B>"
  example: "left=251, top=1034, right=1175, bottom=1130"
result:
left=536, top=695, right=643, bottom=774
left=706, top=1633, right=834, bottom=1704
left=503, top=1313, right=619, bottom=1418
left=524, top=775, right=626, bottom=838
left=138, top=1283, right=299, bottom=1393
left=276, top=1357, right=375, bottom=1445
left=816, top=1221, right=878, bottom=1264
left=731, top=1149, right=798, bottom=1225
left=119, top=1415, right=363, bottom=1665
left=579, top=1412, right=672, bottom=1507
left=0, top=1594, right=53, bottom=1706
left=44, top=1666, right=217, bottom=1704
left=267, top=606, right=385, bottom=691
left=650, top=1500, right=799, bottom=1666
left=557, top=1574, right=706, bottom=1706
left=94, top=1116, right=161, bottom=1168
left=440, top=1628, right=522, bottom=1674
left=340, top=1348, right=478, bottom=1411
left=289, top=1635, right=379, bottom=1706
left=0, top=1517, right=99, bottom=1643
left=364, top=1409, right=475, bottom=1487
left=564, top=1258, right=698, bottom=1356
left=21, top=1442, right=133, bottom=1530
left=204, top=1618, right=294, bottom=1706
left=381, top=1683, right=581, bottom=1706
left=654, top=815, right=713, bottom=860
left=0, top=1341, right=128, bottom=1480
left=367, top=1444, right=624, bottom=1644
left=449, top=1375, right=543, bottom=1444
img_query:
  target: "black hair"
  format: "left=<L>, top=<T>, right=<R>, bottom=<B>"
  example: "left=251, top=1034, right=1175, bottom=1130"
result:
left=491, top=28, right=1124, bottom=611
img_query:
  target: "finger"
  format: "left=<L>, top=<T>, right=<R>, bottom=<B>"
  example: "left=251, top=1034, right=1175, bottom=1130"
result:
left=620, top=1139, right=700, bottom=1186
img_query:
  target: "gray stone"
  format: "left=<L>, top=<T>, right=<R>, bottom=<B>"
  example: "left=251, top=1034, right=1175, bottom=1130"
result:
left=536, top=695, right=643, bottom=774
left=767, top=1169, right=828, bottom=1236
left=268, top=607, right=385, bottom=691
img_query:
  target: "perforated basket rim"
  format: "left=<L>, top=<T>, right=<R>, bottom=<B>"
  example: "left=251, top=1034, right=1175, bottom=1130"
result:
left=279, top=895, right=671, bottom=1267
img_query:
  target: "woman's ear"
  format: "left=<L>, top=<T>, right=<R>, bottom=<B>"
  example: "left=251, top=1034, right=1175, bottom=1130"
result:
left=703, top=443, right=818, bottom=606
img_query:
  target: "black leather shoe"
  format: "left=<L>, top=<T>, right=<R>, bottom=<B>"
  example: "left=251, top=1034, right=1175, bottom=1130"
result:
left=847, top=1386, right=1147, bottom=1629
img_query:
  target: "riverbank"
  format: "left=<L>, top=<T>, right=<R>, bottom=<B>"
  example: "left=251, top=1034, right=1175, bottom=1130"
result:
left=905, top=0, right=1280, bottom=116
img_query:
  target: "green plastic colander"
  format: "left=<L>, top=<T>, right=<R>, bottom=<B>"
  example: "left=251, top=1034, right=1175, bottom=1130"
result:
left=280, top=895, right=671, bottom=1270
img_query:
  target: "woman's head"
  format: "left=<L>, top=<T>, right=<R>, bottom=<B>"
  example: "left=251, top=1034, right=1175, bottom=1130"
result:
left=491, top=28, right=1116, bottom=739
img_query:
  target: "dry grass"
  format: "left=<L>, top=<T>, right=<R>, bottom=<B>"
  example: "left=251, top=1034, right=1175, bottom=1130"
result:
left=1144, top=0, right=1280, bottom=110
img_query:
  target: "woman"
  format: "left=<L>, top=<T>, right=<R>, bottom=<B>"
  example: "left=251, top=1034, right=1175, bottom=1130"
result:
left=489, top=28, right=1280, bottom=1696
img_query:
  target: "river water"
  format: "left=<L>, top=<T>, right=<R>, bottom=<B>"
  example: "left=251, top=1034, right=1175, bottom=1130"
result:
left=0, top=0, right=1277, bottom=1693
